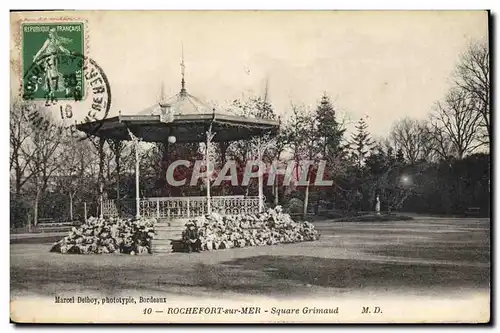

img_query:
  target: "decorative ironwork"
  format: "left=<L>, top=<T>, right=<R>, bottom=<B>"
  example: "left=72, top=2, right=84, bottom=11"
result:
left=102, top=196, right=263, bottom=219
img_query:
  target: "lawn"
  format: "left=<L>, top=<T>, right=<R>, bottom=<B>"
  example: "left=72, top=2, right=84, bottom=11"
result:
left=10, top=217, right=490, bottom=300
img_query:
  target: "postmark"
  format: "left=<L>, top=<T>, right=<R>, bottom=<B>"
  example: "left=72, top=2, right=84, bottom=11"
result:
left=22, top=52, right=111, bottom=139
left=19, top=20, right=110, bottom=138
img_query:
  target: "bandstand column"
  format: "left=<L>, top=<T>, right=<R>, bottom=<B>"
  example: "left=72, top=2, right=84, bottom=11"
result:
left=205, top=123, right=216, bottom=215
left=135, top=140, right=140, bottom=218
left=110, top=140, right=122, bottom=217
left=99, top=183, right=104, bottom=219
left=257, top=138, right=264, bottom=212
left=128, top=129, right=141, bottom=219
left=98, top=137, right=105, bottom=219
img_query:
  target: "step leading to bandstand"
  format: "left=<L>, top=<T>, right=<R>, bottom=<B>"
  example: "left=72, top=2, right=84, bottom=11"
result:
left=151, top=218, right=189, bottom=253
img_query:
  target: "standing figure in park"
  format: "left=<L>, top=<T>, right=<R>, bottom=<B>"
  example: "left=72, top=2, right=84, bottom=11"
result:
left=375, top=195, right=381, bottom=216
left=32, top=28, right=72, bottom=100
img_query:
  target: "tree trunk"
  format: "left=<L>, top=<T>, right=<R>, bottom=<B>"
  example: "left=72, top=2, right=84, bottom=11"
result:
left=34, top=189, right=40, bottom=226
left=98, top=138, right=105, bottom=218
left=15, top=167, right=21, bottom=195
left=219, top=142, right=228, bottom=195
left=303, top=182, right=310, bottom=215
left=274, top=180, right=279, bottom=206
left=84, top=202, right=87, bottom=222
left=114, top=141, right=121, bottom=215
left=258, top=162, right=264, bottom=212
left=272, top=152, right=280, bottom=207
left=116, top=156, right=120, bottom=200
left=69, top=192, right=74, bottom=221
left=162, top=142, right=169, bottom=197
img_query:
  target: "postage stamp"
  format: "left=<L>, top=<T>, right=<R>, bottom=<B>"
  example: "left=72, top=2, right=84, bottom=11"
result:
left=13, top=17, right=111, bottom=138
left=22, top=22, right=85, bottom=103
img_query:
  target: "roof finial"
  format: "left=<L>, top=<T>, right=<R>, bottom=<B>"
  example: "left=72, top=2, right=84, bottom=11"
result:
left=180, top=42, right=186, bottom=96
left=159, top=81, right=166, bottom=104
left=263, top=75, right=270, bottom=103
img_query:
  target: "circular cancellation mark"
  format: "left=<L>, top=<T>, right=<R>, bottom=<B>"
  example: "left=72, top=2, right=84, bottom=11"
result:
left=22, top=51, right=111, bottom=139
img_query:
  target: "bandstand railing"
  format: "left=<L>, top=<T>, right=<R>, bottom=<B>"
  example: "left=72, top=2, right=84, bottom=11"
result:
left=102, top=196, right=263, bottom=219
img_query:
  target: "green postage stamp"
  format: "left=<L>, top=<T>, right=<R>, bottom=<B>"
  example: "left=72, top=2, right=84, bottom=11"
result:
left=22, top=22, right=85, bottom=102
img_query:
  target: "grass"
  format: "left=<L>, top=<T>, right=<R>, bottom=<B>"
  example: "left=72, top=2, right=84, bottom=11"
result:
left=333, top=213, right=414, bottom=222
left=11, top=217, right=490, bottom=299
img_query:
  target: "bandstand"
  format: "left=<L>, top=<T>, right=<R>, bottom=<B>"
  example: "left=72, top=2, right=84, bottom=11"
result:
left=76, top=59, right=280, bottom=223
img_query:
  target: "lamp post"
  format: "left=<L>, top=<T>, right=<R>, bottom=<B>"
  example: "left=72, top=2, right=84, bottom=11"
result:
left=396, top=174, right=413, bottom=213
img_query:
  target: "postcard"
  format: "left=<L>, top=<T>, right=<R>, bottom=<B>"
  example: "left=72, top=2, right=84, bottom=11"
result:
left=9, top=10, right=490, bottom=324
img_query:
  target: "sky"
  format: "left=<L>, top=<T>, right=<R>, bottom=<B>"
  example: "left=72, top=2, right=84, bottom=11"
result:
left=10, top=10, right=488, bottom=137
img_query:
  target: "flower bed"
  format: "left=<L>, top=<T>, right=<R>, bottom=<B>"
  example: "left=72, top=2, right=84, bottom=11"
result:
left=50, top=207, right=320, bottom=254
left=177, top=206, right=320, bottom=252
left=50, top=217, right=155, bottom=255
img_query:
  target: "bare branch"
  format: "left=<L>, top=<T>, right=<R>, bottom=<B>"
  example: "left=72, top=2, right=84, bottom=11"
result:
left=454, top=40, right=490, bottom=146
left=431, top=87, right=482, bottom=159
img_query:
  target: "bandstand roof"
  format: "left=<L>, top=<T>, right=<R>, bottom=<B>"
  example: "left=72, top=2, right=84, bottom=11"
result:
left=76, top=111, right=279, bottom=143
left=138, top=89, right=211, bottom=116
left=77, top=58, right=279, bottom=143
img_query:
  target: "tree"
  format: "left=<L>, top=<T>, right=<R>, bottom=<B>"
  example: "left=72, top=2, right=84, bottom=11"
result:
left=365, top=143, right=387, bottom=175
left=395, top=148, right=405, bottom=165
left=227, top=95, right=277, bottom=161
left=432, top=87, right=482, bottom=159
left=315, top=94, right=346, bottom=160
left=286, top=103, right=320, bottom=214
left=390, top=118, right=431, bottom=164
left=23, top=119, right=64, bottom=225
left=312, top=94, right=349, bottom=208
left=10, top=101, right=35, bottom=195
left=428, top=123, right=456, bottom=161
left=418, top=121, right=440, bottom=162
left=454, top=40, right=490, bottom=146
left=351, top=117, right=373, bottom=167
left=51, top=137, right=100, bottom=220
left=269, top=127, right=289, bottom=205
left=364, top=143, right=414, bottom=212
left=109, top=139, right=126, bottom=202
left=226, top=94, right=278, bottom=197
